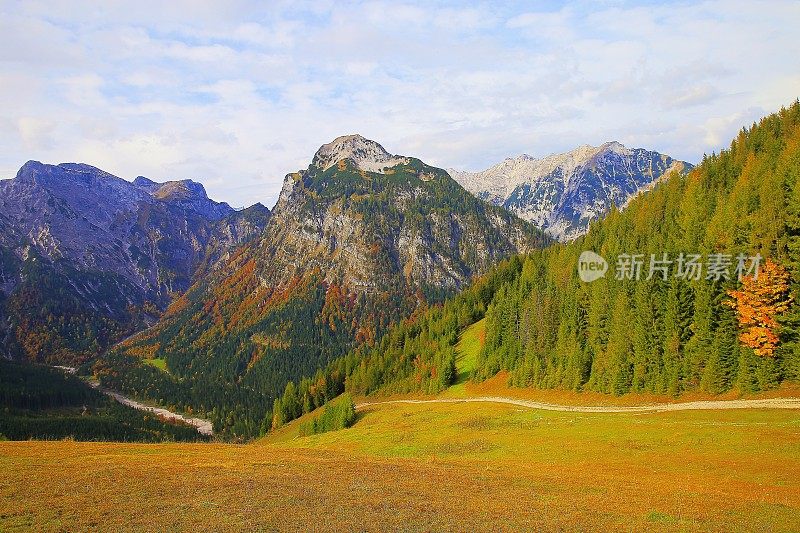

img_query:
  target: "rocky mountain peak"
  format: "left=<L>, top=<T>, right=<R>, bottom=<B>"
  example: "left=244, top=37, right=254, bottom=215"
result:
left=131, top=175, right=233, bottom=220
left=15, top=160, right=123, bottom=186
left=132, top=176, right=158, bottom=192
left=152, top=179, right=207, bottom=201
left=15, top=160, right=47, bottom=179
left=449, top=142, right=692, bottom=241
left=11, top=161, right=149, bottom=209
left=133, top=176, right=208, bottom=201
left=264, top=136, right=547, bottom=295
left=311, top=134, right=410, bottom=173
left=243, top=202, right=269, bottom=212
left=598, top=140, right=630, bottom=155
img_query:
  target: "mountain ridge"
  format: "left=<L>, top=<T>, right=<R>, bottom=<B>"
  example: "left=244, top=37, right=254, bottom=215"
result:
left=448, top=142, right=691, bottom=241
left=0, top=161, right=270, bottom=364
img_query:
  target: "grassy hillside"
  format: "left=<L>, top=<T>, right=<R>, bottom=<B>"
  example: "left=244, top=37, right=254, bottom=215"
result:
left=442, top=317, right=485, bottom=397
left=3, top=400, right=799, bottom=531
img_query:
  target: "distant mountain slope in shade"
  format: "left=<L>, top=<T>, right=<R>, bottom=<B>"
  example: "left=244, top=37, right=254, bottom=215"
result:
left=448, top=142, right=692, bottom=241
left=0, top=161, right=270, bottom=364
left=101, top=134, right=549, bottom=438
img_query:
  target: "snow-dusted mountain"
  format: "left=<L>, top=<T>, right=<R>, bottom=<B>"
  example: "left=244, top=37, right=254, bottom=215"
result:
left=448, top=142, right=692, bottom=241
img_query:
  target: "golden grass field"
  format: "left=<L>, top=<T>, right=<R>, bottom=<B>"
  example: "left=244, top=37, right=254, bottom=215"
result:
left=3, top=321, right=800, bottom=531
left=3, top=402, right=800, bottom=532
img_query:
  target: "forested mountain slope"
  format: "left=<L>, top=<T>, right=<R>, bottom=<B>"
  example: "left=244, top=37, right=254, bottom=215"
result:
left=96, top=135, right=548, bottom=438
left=473, top=102, right=800, bottom=395
left=0, top=162, right=269, bottom=364
left=272, top=101, right=800, bottom=429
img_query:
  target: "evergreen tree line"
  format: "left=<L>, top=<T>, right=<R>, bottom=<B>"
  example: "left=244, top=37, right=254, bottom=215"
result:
left=297, top=394, right=356, bottom=436
left=0, top=403, right=207, bottom=442
left=0, top=360, right=103, bottom=409
left=0, top=360, right=208, bottom=442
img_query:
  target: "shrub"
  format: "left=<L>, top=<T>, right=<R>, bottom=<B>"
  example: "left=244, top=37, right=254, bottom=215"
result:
left=299, top=394, right=356, bottom=436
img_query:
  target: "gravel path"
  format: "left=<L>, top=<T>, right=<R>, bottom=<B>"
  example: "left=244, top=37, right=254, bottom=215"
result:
left=357, top=396, right=800, bottom=413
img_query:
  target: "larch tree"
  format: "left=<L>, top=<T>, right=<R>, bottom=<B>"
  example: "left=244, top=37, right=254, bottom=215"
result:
left=726, top=260, right=792, bottom=357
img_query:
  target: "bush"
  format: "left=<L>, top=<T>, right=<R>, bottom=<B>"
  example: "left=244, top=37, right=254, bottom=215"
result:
left=299, top=394, right=356, bottom=436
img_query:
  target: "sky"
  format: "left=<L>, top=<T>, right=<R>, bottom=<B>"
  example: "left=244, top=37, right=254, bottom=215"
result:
left=1, top=1, right=798, bottom=208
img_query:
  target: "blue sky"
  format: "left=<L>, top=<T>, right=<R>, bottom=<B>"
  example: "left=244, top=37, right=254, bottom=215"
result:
left=1, top=0, right=798, bottom=208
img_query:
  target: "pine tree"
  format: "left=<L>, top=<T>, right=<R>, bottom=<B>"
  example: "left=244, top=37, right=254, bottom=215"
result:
left=608, top=292, right=633, bottom=395
left=662, top=279, right=693, bottom=394
left=684, top=281, right=714, bottom=388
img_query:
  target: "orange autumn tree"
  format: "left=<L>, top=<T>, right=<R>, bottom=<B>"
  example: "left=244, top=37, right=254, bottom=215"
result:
left=725, top=259, right=792, bottom=356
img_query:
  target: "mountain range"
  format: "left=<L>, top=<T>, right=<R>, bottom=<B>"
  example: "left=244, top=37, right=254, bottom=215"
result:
left=0, top=162, right=269, bottom=364
left=269, top=101, right=800, bottom=432
left=98, top=134, right=547, bottom=436
left=448, top=142, right=691, bottom=241
left=0, top=133, right=692, bottom=437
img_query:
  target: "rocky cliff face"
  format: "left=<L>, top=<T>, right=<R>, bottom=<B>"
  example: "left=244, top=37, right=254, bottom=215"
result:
left=0, top=161, right=269, bottom=363
left=311, top=134, right=411, bottom=173
left=259, top=134, right=541, bottom=294
left=449, top=142, right=692, bottom=241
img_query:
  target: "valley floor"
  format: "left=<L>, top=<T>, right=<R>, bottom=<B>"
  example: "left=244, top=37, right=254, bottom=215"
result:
left=3, top=399, right=800, bottom=532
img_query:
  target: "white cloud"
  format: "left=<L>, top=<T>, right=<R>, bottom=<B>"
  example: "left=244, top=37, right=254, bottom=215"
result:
left=17, top=117, right=57, bottom=150
left=0, top=1, right=798, bottom=208
left=663, top=84, right=721, bottom=110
